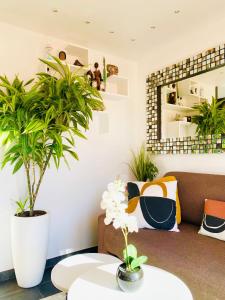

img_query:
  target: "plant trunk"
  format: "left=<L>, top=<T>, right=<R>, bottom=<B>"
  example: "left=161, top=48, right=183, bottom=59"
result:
left=24, top=162, right=33, bottom=217
left=31, top=148, right=53, bottom=211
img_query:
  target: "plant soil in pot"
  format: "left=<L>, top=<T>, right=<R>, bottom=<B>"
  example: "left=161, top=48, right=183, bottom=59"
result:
left=116, top=262, right=144, bottom=292
left=11, top=211, right=49, bottom=288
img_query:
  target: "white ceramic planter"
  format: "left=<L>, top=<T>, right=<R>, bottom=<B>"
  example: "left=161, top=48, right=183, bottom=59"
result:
left=11, top=211, right=49, bottom=288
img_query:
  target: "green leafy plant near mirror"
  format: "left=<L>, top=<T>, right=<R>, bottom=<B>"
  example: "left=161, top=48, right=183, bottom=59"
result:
left=0, top=56, right=104, bottom=217
left=128, top=144, right=158, bottom=181
left=192, top=97, right=225, bottom=136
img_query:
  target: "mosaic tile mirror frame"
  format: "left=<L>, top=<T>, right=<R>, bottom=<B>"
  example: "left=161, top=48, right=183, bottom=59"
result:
left=146, top=43, right=225, bottom=154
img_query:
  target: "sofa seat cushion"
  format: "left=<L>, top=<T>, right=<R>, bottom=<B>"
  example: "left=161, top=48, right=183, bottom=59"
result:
left=103, top=221, right=225, bottom=300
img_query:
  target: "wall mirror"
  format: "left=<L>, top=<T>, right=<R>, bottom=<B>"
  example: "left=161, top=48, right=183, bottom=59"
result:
left=161, top=66, right=225, bottom=139
left=146, top=44, right=225, bottom=154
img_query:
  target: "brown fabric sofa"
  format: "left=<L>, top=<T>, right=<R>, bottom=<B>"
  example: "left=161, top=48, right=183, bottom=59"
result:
left=98, top=172, right=225, bottom=300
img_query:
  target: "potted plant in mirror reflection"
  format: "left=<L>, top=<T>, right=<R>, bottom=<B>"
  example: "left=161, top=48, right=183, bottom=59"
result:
left=101, top=179, right=148, bottom=292
left=192, top=97, right=225, bottom=136
left=0, top=56, right=104, bottom=288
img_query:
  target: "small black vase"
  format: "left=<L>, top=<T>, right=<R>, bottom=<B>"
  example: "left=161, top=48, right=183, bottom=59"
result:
left=116, top=263, right=144, bottom=292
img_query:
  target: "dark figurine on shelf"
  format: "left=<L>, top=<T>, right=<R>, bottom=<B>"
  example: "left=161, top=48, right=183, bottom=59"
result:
left=58, top=51, right=66, bottom=61
left=86, top=70, right=94, bottom=86
left=167, top=92, right=176, bottom=104
left=74, top=59, right=84, bottom=67
left=93, top=62, right=103, bottom=90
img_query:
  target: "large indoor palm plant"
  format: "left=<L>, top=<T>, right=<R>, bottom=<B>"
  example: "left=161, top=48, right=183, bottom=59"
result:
left=0, top=57, right=104, bottom=287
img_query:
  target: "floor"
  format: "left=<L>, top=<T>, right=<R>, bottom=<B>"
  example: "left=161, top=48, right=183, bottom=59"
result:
left=0, top=268, right=59, bottom=300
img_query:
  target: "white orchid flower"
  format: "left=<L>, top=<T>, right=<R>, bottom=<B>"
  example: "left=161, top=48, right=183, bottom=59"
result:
left=101, top=179, right=138, bottom=234
left=126, top=215, right=138, bottom=233
left=104, top=216, right=113, bottom=225
left=101, top=179, right=143, bottom=272
left=107, top=179, right=125, bottom=193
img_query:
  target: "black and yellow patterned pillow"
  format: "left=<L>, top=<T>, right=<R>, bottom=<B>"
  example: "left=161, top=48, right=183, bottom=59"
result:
left=127, top=177, right=180, bottom=231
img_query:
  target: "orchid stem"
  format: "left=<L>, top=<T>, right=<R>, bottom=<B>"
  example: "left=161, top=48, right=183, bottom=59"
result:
left=122, top=227, right=131, bottom=271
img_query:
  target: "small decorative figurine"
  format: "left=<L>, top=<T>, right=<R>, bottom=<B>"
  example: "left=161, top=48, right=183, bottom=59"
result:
left=102, top=57, right=107, bottom=92
left=58, top=51, right=66, bottom=61
left=74, top=59, right=84, bottom=67
left=45, top=46, right=53, bottom=60
left=45, top=46, right=53, bottom=73
left=167, top=92, right=176, bottom=104
left=86, top=70, right=94, bottom=86
left=107, top=64, right=119, bottom=77
left=93, top=62, right=103, bottom=91
left=177, top=96, right=183, bottom=106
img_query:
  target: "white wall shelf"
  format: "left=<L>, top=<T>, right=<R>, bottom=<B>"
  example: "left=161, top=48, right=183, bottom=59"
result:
left=44, top=46, right=129, bottom=99
left=163, top=103, right=195, bottom=112
left=100, top=91, right=128, bottom=100
left=45, top=59, right=88, bottom=75
left=65, top=44, right=89, bottom=66
left=107, top=75, right=128, bottom=84
left=167, top=121, right=197, bottom=138
left=188, top=93, right=200, bottom=98
left=103, top=75, right=129, bottom=98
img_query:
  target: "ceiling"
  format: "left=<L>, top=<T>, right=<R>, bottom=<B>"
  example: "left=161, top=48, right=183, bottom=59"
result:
left=1, top=0, right=225, bottom=60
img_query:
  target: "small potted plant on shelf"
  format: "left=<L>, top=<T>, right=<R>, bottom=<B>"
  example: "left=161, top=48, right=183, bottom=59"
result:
left=101, top=179, right=148, bottom=292
left=0, top=56, right=104, bottom=288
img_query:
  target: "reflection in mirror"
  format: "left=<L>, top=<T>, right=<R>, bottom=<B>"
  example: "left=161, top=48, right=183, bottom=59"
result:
left=161, top=66, right=225, bottom=139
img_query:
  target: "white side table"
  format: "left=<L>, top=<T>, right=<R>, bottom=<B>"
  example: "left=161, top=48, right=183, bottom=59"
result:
left=68, top=263, right=193, bottom=300
left=51, top=253, right=121, bottom=293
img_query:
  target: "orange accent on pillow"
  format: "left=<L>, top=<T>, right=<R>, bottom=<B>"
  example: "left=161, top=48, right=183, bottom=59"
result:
left=126, top=197, right=139, bottom=214
left=205, top=199, right=225, bottom=219
left=140, top=182, right=167, bottom=197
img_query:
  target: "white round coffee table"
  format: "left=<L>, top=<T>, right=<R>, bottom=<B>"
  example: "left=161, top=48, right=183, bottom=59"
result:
left=51, top=253, right=121, bottom=292
left=68, top=263, right=193, bottom=300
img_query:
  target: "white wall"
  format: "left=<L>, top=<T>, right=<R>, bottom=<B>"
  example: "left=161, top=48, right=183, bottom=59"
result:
left=137, top=17, right=225, bottom=177
left=0, top=22, right=138, bottom=272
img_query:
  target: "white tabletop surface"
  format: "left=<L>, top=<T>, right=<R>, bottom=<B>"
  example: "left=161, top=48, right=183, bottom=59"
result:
left=68, top=263, right=193, bottom=300
left=51, top=253, right=121, bottom=292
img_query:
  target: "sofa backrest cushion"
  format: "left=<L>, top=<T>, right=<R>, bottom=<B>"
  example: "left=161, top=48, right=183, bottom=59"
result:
left=165, top=172, right=225, bottom=226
